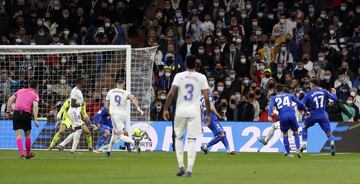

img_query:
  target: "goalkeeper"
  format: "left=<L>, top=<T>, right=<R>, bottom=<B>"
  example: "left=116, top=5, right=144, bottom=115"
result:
left=48, top=99, right=92, bottom=150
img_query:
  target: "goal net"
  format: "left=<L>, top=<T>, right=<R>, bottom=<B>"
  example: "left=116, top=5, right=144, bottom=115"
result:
left=0, top=45, right=156, bottom=150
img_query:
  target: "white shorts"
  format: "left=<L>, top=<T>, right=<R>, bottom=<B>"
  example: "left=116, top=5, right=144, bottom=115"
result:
left=68, top=109, right=83, bottom=128
left=174, top=116, right=202, bottom=139
left=273, top=121, right=280, bottom=129
left=111, top=114, right=127, bottom=132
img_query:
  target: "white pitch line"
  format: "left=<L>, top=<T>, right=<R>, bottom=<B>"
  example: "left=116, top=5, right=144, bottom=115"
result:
left=309, top=153, right=352, bottom=156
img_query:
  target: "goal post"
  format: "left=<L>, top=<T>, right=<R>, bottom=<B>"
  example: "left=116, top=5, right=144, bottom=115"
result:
left=0, top=45, right=156, bottom=150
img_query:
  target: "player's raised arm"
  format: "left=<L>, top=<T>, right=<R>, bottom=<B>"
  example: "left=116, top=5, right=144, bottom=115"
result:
left=127, top=93, right=143, bottom=115
left=163, top=85, right=178, bottom=120
left=326, top=88, right=337, bottom=101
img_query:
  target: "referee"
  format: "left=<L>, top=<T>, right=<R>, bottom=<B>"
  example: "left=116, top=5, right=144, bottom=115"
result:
left=6, top=81, right=39, bottom=159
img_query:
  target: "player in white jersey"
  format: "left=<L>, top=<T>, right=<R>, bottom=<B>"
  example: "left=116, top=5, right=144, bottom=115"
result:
left=163, top=55, right=211, bottom=177
left=66, top=77, right=93, bottom=152
left=104, top=79, right=143, bottom=156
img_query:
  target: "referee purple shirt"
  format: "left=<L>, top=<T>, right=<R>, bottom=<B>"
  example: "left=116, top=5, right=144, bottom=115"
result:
left=14, top=88, right=39, bottom=113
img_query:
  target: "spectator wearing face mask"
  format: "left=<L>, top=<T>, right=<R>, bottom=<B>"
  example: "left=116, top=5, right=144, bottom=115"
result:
left=335, top=69, right=352, bottom=88
left=350, top=88, right=360, bottom=111
left=218, top=99, right=229, bottom=121
left=224, top=43, right=241, bottom=72
left=248, top=91, right=260, bottom=121
left=159, top=68, right=173, bottom=92
left=185, top=13, right=202, bottom=42
left=272, top=14, right=293, bottom=37
left=33, top=27, right=52, bottom=45
left=260, top=68, right=273, bottom=89
left=308, top=61, right=325, bottom=79
left=275, top=42, right=294, bottom=72
left=216, top=81, right=227, bottom=99
left=273, top=65, right=286, bottom=83
left=293, top=60, right=308, bottom=81
left=341, top=96, right=357, bottom=122
left=151, top=100, right=165, bottom=121
left=211, top=63, right=226, bottom=82
left=237, top=95, right=255, bottom=121
left=226, top=95, right=238, bottom=121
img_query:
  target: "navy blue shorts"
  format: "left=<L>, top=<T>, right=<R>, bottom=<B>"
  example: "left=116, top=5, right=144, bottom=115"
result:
left=304, top=115, right=331, bottom=132
left=203, top=113, right=224, bottom=136
left=279, top=115, right=299, bottom=132
left=100, top=125, right=112, bottom=134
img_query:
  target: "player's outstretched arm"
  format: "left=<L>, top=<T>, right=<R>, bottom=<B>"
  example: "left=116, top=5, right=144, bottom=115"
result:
left=163, top=85, right=178, bottom=120
left=291, top=95, right=306, bottom=111
left=327, top=88, right=337, bottom=101
left=210, top=103, right=223, bottom=119
left=128, top=94, right=143, bottom=115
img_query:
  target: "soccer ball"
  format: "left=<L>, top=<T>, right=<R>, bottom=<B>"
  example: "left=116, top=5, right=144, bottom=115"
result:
left=133, top=128, right=144, bottom=137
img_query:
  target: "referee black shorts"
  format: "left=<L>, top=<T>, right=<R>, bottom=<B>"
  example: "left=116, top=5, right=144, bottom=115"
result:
left=12, top=111, right=32, bottom=131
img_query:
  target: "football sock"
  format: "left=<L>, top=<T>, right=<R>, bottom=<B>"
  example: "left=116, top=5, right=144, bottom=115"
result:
left=302, top=127, right=308, bottom=143
left=16, top=138, right=24, bottom=156
left=71, top=130, right=82, bottom=151
left=25, top=137, right=31, bottom=157
left=207, top=136, right=222, bottom=148
left=293, top=133, right=300, bottom=150
left=50, top=133, right=62, bottom=148
left=119, top=135, right=134, bottom=144
left=187, top=138, right=197, bottom=173
left=95, top=135, right=108, bottom=150
left=125, top=142, right=131, bottom=151
left=60, top=132, right=75, bottom=146
left=327, top=135, right=335, bottom=145
left=175, top=138, right=184, bottom=168
left=283, top=135, right=290, bottom=154
left=85, top=133, right=93, bottom=149
left=221, top=133, right=230, bottom=151
left=265, top=125, right=276, bottom=143
left=107, top=135, right=116, bottom=152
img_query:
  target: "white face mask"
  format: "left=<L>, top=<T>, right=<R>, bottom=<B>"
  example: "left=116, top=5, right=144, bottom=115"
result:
left=105, top=23, right=111, bottom=27
left=60, top=79, right=66, bottom=84
left=225, top=80, right=232, bottom=86
left=64, top=30, right=70, bottom=35
left=217, top=86, right=224, bottom=92
left=280, top=19, right=286, bottom=24
left=160, top=95, right=166, bottom=100
left=25, top=55, right=31, bottom=60
left=240, top=58, right=246, bottom=63
left=255, top=31, right=262, bottom=35
left=165, top=72, right=171, bottom=77
left=350, top=91, right=356, bottom=97
left=15, top=38, right=22, bottom=43
left=236, top=38, right=242, bottom=43
left=318, top=57, right=324, bottom=61
left=208, top=80, right=215, bottom=87
left=214, top=49, right=220, bottom=54
left=61, top=57, right=66, bottom=63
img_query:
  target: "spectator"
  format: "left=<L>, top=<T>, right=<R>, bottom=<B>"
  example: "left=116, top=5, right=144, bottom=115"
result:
left=237, top=95, right=255, bottom=121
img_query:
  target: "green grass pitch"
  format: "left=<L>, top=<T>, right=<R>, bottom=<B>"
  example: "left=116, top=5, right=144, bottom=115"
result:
left=0, top=150, right=360, bottom=184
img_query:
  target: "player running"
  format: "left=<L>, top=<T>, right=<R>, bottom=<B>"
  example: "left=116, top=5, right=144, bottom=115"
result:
left=65, top=77, right=93, bottom=153
left=93, top=106, right=131, bottom=152
left=200, top=92, right=235, bottom=155
left=301, top=80, right=337, bottom=156
left=48, top=99, right=89, bottom=150
left=105, top=79, right=143, bottom=156
left=163, top=55, right=211, bottom=177
left=268, top=84, right=305, bottom=158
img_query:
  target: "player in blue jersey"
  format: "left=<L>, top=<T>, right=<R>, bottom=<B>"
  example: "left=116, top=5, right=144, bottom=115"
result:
left=93, top=106, right=131, bottom=152
left=200, top=93, right=236, bottom=155
left=301, top=80, right=337, bottom=156
left=268, top=84, right=306, bottom=158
